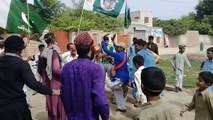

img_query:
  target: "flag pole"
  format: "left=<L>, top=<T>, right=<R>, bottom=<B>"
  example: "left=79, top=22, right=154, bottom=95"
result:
left=26, top=1, right=31, bottom=50
left=77, top=6, right=84, bottom=34
left=27, top=1, right=30, bottom=37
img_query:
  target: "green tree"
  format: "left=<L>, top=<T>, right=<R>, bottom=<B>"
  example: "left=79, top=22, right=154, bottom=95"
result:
left=153, top=18, right=187, bottom=36
left=196, top=0, right=213, bottom=21
left=49, top=7, right=123, bottom=32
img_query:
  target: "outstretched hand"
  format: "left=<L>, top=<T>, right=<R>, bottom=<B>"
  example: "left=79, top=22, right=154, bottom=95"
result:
left=53, top=89, right=60, bottom=96
left=180, top=106, right=188, bottom=117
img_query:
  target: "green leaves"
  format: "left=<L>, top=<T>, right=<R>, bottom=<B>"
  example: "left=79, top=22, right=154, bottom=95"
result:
left=48, top=8, right=123, bottom=32
left=153, top=18, right=187, bottom=36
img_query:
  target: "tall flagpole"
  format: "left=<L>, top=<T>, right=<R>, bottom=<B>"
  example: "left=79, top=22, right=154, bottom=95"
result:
left=77, top=7, right=84, bottom=34
left=27, top=1, right=30, bottom=37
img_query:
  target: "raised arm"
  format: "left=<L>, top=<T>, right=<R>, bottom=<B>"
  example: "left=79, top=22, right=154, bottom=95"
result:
left=101, top=41, right=118, bottom=58
left=21, top=62, right=53, bottom=95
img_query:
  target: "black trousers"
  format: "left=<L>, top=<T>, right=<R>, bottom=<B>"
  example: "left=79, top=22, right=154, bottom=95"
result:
left=0, top=101, right=32, bottom=120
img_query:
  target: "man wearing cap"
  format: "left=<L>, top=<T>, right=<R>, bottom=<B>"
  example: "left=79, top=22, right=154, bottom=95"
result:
left=171, top=44, right=191, bottom=92
left=38, top=32, right=67, bottom=120
left=101, top=40, right=129, bottom=112
left=202, top=47, right=213, bottom=92
left=0, top=35, right=60, bottom=120
left=61, top=32, right=109, bottom=120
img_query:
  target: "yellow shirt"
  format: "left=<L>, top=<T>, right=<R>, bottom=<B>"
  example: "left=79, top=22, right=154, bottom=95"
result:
left=187, top=88, right=213, bottom=120
left=134, top=99, right=175, bottom=120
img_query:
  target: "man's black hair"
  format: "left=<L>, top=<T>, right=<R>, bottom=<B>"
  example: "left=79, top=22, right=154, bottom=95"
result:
left=38, top=44, right=45, bottom=49
left=148, top=35, right=154, bottom=40
left=199, top=71, right=213, bottom=86
left=141, top=67, right=166, bottom=96
left=44, top=32, right=54, bottom=45
left=76, top=41, right=93, bottom=57
left=133, top=37, right=137, bottom=42
left=207, top=47, right=213, bottom=53
left=4, top=35, right=25, bottom=53
left=133, top=55, right=144, bottom=66
left=133, top=39, right=146, bottom=47
left=66, top=43, right=74, bottom=50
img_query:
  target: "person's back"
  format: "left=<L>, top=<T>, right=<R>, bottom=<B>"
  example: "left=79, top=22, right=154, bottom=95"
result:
left=0, top=55, right=28, bottom=106
left=62, top=58, right=108, bottom=119
left=61, top=32, right=109, bottom=120
left=134, top=67, right=175, bottom=120
left=0, top=35, right=55, bottom=120
left=137, top=48, right=156, bottom=67
left=136, top=100, right=175, bottom=120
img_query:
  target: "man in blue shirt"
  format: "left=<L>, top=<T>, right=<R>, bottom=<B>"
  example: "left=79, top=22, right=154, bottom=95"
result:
left=134, top=39, right=156, bottom=68
left=203, top=47, right=213, bottom=92
left=101, top=40, right=129, bottom=112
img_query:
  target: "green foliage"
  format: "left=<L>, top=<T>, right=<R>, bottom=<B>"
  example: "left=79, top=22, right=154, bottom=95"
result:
left=196, top=0, right=213, bottom=21
left=0, top=28, right=7, bottom=34
left=49, top=8, right=123, bottom=32
left=154, top=18, right=187, bottom=36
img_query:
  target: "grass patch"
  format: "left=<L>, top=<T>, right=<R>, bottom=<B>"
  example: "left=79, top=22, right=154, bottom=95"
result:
left=158, top=59, right=202, bottom=88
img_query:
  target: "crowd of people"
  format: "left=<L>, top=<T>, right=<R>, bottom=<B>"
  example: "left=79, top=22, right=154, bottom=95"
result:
left=0, top=32, right=212, bottom=120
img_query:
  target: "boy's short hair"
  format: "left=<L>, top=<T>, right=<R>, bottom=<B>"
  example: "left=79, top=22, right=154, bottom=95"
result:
left=207, top=47, right=213, bottom=54
left=38, top=44, right=45, bottom=49
left=141, top=67, right=166, bottom=96
left=133, top=55, right=144, bottom=66
left=199, top=71, right=213, bottom=86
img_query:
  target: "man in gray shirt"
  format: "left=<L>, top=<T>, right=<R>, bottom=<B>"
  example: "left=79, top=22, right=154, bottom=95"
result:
left=171, top=44, right=191, bottom=92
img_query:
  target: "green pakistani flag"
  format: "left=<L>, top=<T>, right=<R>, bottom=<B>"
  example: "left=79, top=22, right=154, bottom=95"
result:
left=27, top=0, right=46, bottom=10
left=124, top=0, right=131, bottom=29
left=0, top=0, right=48, bottom=35
left=83, top=0, right=125, bottom=18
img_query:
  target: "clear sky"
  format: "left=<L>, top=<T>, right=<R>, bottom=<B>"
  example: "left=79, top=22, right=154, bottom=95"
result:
left=61, top=0, right=199, bottom=20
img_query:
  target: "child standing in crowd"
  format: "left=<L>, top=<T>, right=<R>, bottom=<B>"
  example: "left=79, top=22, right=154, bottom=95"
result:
left=132, top=55, right=147, bottom=107
left=134, top=67, right=175, bottom=120
left=180, top=71, right=213, bottom=120
left=171, top=44, right=191, bottom=92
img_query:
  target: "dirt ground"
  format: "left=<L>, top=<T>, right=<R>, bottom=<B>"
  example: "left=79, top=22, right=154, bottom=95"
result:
left=29, top=45, right=212, bottom=120
left=29, top=87, right=196, bottom=120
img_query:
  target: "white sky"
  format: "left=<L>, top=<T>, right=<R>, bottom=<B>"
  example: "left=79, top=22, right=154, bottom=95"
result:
left=61, top=0, right=199, bottom=19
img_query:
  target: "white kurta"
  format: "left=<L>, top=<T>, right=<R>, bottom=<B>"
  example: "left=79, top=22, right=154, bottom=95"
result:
left=134, top=66, right=147, bottom=104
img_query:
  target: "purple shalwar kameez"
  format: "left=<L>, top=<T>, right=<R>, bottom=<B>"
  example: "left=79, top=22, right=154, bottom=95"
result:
left=61, top=57, right=109, bottom=120
left=38, top=51, right=67, bottom=120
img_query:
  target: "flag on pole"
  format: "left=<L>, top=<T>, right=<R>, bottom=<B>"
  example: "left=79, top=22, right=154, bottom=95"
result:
left=124, top=0, right=131, bottom=29
left=0, top=0, right=48, bottom=35
left=27, top=0, right=46, bottom=10
left=83, top=0, right=125, bottom=18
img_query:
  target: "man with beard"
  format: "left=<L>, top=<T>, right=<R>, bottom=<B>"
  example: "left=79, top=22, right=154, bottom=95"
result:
left=61, top=32, right=109, bottom=120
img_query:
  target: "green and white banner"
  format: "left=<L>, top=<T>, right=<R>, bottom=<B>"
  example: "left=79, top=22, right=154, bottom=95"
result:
left=27, top=0, right=46, bottom=9
left=83, top=0, right=125, bottom=18
left=0, top=0, right=47, bottom=35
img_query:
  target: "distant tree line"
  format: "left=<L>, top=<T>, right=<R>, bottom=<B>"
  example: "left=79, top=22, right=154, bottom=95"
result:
left=154, top=0, right=213, bottom=36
